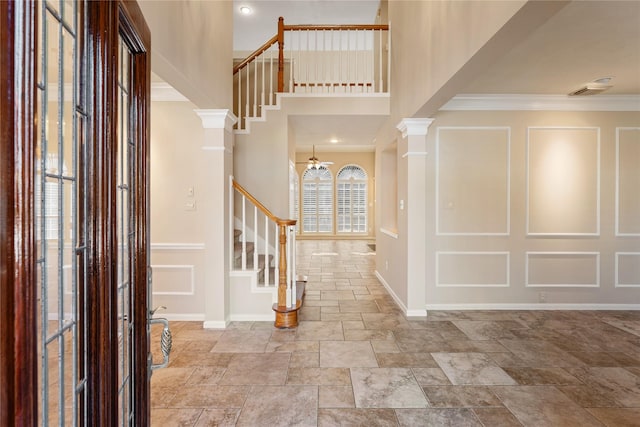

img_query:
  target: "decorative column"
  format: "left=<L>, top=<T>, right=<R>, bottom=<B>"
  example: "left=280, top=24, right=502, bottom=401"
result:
left=396, top=118, right=434, bottom=317
left=195, top=109, right=237, bottom=328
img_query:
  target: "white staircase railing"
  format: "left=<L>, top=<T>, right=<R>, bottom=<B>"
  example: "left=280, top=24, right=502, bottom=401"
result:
left=233, top=17, right=390, bottom=130
left=230, top=177, right=299, bottom=325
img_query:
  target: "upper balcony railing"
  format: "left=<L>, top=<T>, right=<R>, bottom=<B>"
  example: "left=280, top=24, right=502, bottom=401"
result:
left=233, top=17, right=390, bottom=130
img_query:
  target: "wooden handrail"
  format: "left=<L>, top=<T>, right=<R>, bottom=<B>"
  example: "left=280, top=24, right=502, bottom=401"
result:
left=232, top=180, right=296, bottom=226
left=284, top=24, right=389, bottom=31
left=233, top=34, right=279, bottom=74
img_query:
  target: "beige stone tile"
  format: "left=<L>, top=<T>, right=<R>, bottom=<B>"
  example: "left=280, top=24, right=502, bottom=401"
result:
left=586, top=407, right=640, bottom=427
left=412, top=368, right=452, bottom=386
left=502, top=367, right=582, bottom=385
left=289, top=352, right=320, bottom=368
left=219, top=353, right=290, bottom=385
left=432, top=352, right=517, bottom=385
left=377, top=352, right=438, bottom=368
left=371, top=340, right=401, bottom=353
left=492, top=385, right=604, bottom=427
left=186, top=367, right=226, bottom=385
left=395, top=408, right=482, bottom=427
left=296, top=320, right=345, bottom=341
left=193, top=409, right=240, bottom=426
left=319, top=385, right=355, bottom=408
left=236, top=385, right=317, bottom=427
left=150, top=408, right=203, bottom=427
left=210, top=329, right=272, bottom=353
left=423, top=385, right=503, bottom=408
left=566, top=367, right=640, bottom=407
left=318, top=408, right=398, bottom=427
left=167, top=385, right=249, bottom=408
left=287, top=367, right=351, bottom=385
left=320, top=341, right=378, bottom=368
left=351, top=367, right=428, bottom=408
left=472, top=408, right=523, bottom=427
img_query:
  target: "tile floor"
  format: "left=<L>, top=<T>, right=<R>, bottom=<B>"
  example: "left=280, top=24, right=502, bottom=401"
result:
left=150, top=240, right=640, bottom=426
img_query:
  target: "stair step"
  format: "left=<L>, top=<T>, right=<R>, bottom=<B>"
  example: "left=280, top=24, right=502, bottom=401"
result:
left=234, top=253, right=274, bottom=270
left=234, top=229, right=242, bottom=243
left=234, top=241, right=255, bottom=260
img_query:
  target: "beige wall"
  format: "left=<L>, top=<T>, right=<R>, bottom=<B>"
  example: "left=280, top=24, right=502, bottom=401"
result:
left=416, top=109, right=639, bottom=309
left=295, top=150, right=376, bottom=238
left=140, top=0, right=233, bottom=109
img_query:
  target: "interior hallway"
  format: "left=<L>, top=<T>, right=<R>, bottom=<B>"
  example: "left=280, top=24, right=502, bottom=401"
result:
left=150, top=240, right=640, bottom=426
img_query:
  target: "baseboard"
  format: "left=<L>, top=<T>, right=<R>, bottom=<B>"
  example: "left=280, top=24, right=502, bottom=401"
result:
left=426, top=303, right=640, bottom=311
left=203, top=320, right=230, bottom=329
left=374, top=270, right=409, bottom=314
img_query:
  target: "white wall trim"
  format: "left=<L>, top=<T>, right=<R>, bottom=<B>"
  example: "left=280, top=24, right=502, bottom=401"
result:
left=525, top=251, right=600, bottom=288
left=526, top=127, right=600, bottom=236
left=615, top=252, right=640, bottom=288
left=615, top=127, right=640, bottom=236
left=435, top=252, right=510, bottom=287
left=151, top=243, right=206, bottom=251
left=195, top=109, right=238, bottom=132
left=374, top=270, right=428, bottom=317
left=436, top=126, right=511, bottom=236
left=397, top=118, right=435, bottom=138
left=151, top=264, right=196, bottom=295
left=203, top=320, right=230, bottom=329
left=401, top=151, right=428, bottom=158
left=151, top=82, right=189, bottom=102
left=379, top=227, right=398, bottom=239
left=440, top=94, right=640, bottom=112
left=426, top=303, right=640, bottom=311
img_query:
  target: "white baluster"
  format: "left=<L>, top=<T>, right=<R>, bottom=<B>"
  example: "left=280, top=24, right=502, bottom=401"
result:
left=253, top=205, right=258, bottom=272
left=378, top=29, right=383, bottom=93
left=269, top=49, right=273, bottom=103
left=274, top=221, right=280, bottom=289
left=245, top=62, right=250, bottom=119
left=241, top=196, right=246, bottom=270
left=264, top=216, right=270, bottom=286
left=290, top=226, right=297, bottom=307
left=237, top=68, right=242, bottom=129
left=253, top=60, right=258, bottom=117
left=261, top=53, right=265, bottom=114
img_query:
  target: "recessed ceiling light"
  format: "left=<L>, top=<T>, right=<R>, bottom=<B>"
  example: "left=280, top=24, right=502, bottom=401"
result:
left=239, top=6, right=252, bottom=15
left=330, top=138, right=339, bottom=144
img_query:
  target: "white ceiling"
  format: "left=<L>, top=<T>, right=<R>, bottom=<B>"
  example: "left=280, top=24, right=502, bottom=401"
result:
left=232, top=1, right=640, bottom=152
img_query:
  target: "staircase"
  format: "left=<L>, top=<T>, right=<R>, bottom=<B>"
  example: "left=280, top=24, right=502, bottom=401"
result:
left=230, top=179, right=305, bottom=328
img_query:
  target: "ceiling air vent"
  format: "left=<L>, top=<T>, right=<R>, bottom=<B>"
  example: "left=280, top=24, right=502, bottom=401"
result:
left=568, top=78, right=613, bottom=96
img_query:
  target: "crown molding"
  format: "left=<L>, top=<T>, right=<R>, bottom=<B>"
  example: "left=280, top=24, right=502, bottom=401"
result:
left=396, top=118, right=435, bottom=138
left=441, top=94, right=640, bottom=112
left=195, top=109, right=238, bottom=132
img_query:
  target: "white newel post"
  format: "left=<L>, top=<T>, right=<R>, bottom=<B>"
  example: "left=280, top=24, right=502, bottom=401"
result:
left=195, top=109, right=238, bottom=328
left=397, top=118, right=434, bottom=317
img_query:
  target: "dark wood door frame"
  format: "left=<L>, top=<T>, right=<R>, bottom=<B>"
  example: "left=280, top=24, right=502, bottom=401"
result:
left=0, top=1, right=38, bottom=424
left=1, top=0, right=151, bottom=424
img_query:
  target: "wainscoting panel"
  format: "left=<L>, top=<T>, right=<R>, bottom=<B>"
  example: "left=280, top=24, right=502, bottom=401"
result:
left=151, top=265, right=195, bottom=295
left=150, top=243, right=206, bottom=318
left=616, top=128, right=640, bottom=236
left=436, top=252, right=510, bottom=287
left=526, top=252, right=599, bottom=287
left=527, top=127, right=600, bottom=236
left=436, top=127, right=510, bottom=235
left=615, top=252, right=640, bottom=288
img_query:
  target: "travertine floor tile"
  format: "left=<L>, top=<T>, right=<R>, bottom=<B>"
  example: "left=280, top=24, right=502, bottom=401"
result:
left=318, top=408, right=398, bottom=426
left=236, top=385, right=317, bottom=427
left=320, top=340, right=378, bottom=368
left=586, top=407, right=640, bottom=427
left=492, top=385, right=604, bottom=427
left=351, top=367, right=428, bottom=408
left=395, top=408, right=482, bottom=427
left=432, top=352, right=517, bottom=385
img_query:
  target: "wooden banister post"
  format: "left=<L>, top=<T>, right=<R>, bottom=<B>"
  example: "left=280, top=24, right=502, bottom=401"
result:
left=277, top=16, right=284, bottom=92
left=277, top=223, right=287, bottom=308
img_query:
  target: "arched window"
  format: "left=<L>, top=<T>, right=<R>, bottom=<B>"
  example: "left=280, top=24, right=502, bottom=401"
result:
left=302, top=166, right=333, bottom=233
left=337, top=165, right=367, bottom=233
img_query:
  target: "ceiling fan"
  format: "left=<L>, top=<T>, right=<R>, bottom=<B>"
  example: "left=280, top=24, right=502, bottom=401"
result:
left=297, top=145, right=334, bottom=169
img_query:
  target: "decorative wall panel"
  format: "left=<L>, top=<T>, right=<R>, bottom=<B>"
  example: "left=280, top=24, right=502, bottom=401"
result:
left=526, top=252, right=599, bottom=287
left=437, top=127, right=510, bottom=235
left=527, top=127, right=599, bottom=236
left=616, top=128, right=640, bottom=235
left=436, top=252, right=510, bottom=287
left=615, top=252, right=640, bottom=287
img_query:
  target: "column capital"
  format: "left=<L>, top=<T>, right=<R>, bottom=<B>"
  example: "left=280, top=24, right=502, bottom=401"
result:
left=195, top=109, right=238, bottom=132
left=396, top=118, right=435, bottom=139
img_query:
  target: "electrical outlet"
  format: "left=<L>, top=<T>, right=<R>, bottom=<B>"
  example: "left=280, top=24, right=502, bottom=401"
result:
left=385, top=260, right=389, bottom=271
left=539, top=292, right=546, bottom=303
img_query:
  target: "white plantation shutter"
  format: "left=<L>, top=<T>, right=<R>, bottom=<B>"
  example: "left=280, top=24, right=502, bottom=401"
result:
left=302, top=166, right=333, bottom=233
left=337, top=165, right=367, bottom=233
